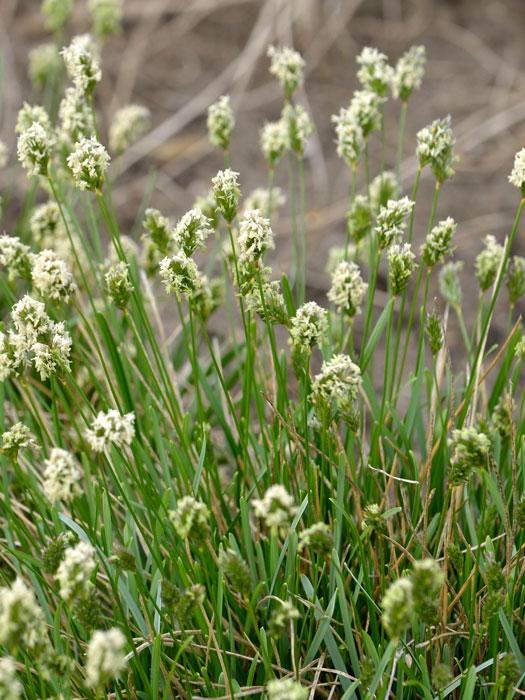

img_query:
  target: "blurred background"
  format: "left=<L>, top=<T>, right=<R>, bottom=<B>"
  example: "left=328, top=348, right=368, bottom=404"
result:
left=2, top=0, right=525, bottom=359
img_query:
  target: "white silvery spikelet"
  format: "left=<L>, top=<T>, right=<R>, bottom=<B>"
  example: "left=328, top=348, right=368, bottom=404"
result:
left=374, top=196, right=414, bottom=249
left=267, top=679, right=307, bottom=700
left=85, top=409, right=135, bottom=452
left=109, top=104, right=151, bottom=154
left=15, top=102, right=52, bottom=135
left=169, top=496, right=210, bottom=546
left=58, top=87, right=94, bottom=145
left=416, top=116, right=456, bottom=183
left=85, top=628, right=126, bottom=689
left=289, top=301, right=329, bottom=353
left=55, top=541, right=96, bottom=603
left=207, top=95, right=235, bottom=150
left=282, top=103, right=313, bottom=156
left=392, top=45, right=426, bottom=101
left=237, top=209, right=274, bottom=264
left=348, top=89, right=383, bottom=138
left=0, top=332, right=25, bottom=382
left=172, top=208, right=213, bottom=256
left=509, top=148, right=525, bottom=191
left=311, top=354, right=362, bottom=415
left=420, top=217, right=456, bottom=267
left=253, top=485, right=298, bottom=531
left=43, top=447, right=82, bottom=502
left=17, top=122, right=55, bottom=178
left=267, top=45, right=305, bottom=98
left=475, top=234, right=503, bottom=292
left=31, top=249, right=77, bottom=302
left=332, top=107, right=364, bottom=168
left=212, top=168, right=241, bottom=223
left=89, top=0, right=123, bottom=41
left=61, top=35, right=101, bottom=96
left=0, top=235, right=32, bottom=282
left=0, top=656, right=22, bottom=700
left=356, top=46, right=393, bottom=97
left=159, top=252, right=200, bottom=300
left=1, top=423, right=39, bottom=460
left=387, top=242, right=417, bottom=296
left=67, top=136, right=110, bottom=191
left=381, top=576, right=414, bottom=642
left=261, top=119, right=288, bottom=168
left=11, top=295, right=52, bottom=345
left=0, top=578, right=49, bottom=655
left=328, top=261, right=368, bottom=316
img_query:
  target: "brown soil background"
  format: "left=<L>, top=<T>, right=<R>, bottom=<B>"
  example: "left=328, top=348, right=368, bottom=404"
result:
left=2, top=0, right=525, bottom=383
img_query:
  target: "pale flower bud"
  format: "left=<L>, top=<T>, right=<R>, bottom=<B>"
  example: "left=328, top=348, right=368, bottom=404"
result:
left=267, top=679, right=307, bottom=700
left=169, top=496, right=210, bottom=547
left=267, top=45, right=305, bottom=98
left=388, top=242, right=417, bottom=296
left=252, top=484, right=298, bottom=531
left=159, top=252, right=200, bottom=300
left=475, top=234, right=503, bottom=292
left=67, top=136, right=110, bottom=191
left=508, top=147, right=525, bottom=192
left=381, top=576, right=414, bottom=642
left=416, top=115, right=456, bottom=183
left=356, top=46, right=393, bottom=97
left=85, top=628, right=126, bottom=689
left=61, top=36, right=102, bottom=96
left=31, top=249, right=77, bottom=302
left=43, top=447, right=83, bottom=502
left=42, top=0, right=74, bottom=32
left=374, top=196, right=414, bottom=249
left=17, top=122, right=54, bottom=178
left=207, top=95, right=235, bottom=151
left=55, top=541, right=96, bottom=603
left=327, top=260, right=367, bottom=316
left=212, top=168, right=241, bottom=223
left=85, top=409, right=135, bottom=452
left=332, top=107, right=364, bottom=168
left=172, top=208, right=213, bottom=256
left=420, top=217, right=456, bottom=267
left=391, top=45, right=426, bottom=101
left=261, top=119, right=287, bottom=168
left=105, top=261, right=134, bottom=310
left=109, top=104, right=151, bottom=154
left=289, top=301, right=329, bottom=353
left=89, top=0, right=123, bottom=41
left=439, top=261, right=463, bottom=308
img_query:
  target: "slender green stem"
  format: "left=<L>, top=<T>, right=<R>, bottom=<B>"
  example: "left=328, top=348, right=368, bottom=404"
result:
left=287, top=151, right=298, bottom=289
left=298, top=155, right=307, bottom=306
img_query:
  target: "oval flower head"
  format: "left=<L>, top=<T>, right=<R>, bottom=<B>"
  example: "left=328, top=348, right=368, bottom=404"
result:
left=61, top=35, right=101, bottom=96
left=261, top=119, right=288, bottom=169
left=212, top=168, right=241, bottom=223
left=374, top=196, right=414, bottom=249
left=159, top=252, right=200, bottom=300
left=237, top=209, right=274, bottom=264
left=17, top=122, right=55, bottom=178
left=0, top=578, right=49, bottom=656
left=327, top=261, right=368, bottom=317
left=509, top=147, right=525, bottom=193
left=85, top=627, right=126, bottom=689
left=310, top=353, right=362, bottom=415
left=54, top=540, right=96, bottom=603
left=172, top=208, right=213, bottom=256
left=289, top=301, right=329, bottom=353
left=267, top=679, right=308, bottom=700
left=267, top=45, right=305, bottom=98
left=282, top=103, right=314, bottom=157
left=31, top=249, right=77, bottom=302
left=356, top=46, right=393, bottom=97
left=85, top=409, right=135, bottom=452
left=392, top=45, right=426, bottom=101
left=416, top=115, right=456, bottom=183
left=67, top=136, right=110, bottom=192
left=43, top=447, right=83, bottom=502
left=253, top=484, right=298, bottom=532
left=381, top=576, right=414, bottom=642
left=207, top=95, right=235, bottom=151
left=332, top=107, right=365, bottom=169
left=109, top=104, right=150, bottom=155
left=348, top=89, right=383, bottom=138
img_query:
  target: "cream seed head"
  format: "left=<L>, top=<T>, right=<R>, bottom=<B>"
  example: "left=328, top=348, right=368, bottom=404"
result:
left=310, top=354, right=362, bottom=416
left=55, top=541, right=96, bottom=603
left=89, top=0, right=123, bottom=41
left=475, top=234, right=503, bottom=292
left=237, top=208, right=274, bottom=264
left=253, top=485, right=298, bottom=531
left=172, top=208, right=213, bottom=256
left=392, top=45, right=426, bottom=101
left=43, top=447, right=83, bottom=502
left=17, top=122, right=55, bottom=178
left=85, top=628, right=126, bottom=689
left=298, top=522, right=333, bottom=557
left=349, top=89, right=383, bottom=138
left=159, top=252, right=201, bottom=300
left=85, top=409, right=135, bottom=452
left=381, top=576, right=414, bottom=642
left=289, top=301, right=329, bottom=353
left=61, top=36, right=102, bottom=96
left=218, top=548, right=252, bottom=598
left=509, top=147, right=525, bottom=192
left=42, top=0, right=74, bottom=32
left=67, top=136, right=110, bottom=191
left=448, top=426, right=491, bottom=486
left=0, top=578, right=49, bottom=656
left=0, top=235, right=33, bottom=282
left=507, top=255, right=525, bottom=305
left=0, top=332, right=26, bottom=382
left=15, top=103, right=52, bottom=136
left=332, top=107, right=365, bottom=168
left=281, top=103, right=314, bottom=157
left=416, top=115, right=456, bottom=183
left=30, top=201, right=63, bottom=242
left=0, top=656, right=22, bottom=700
left=370, top=171, right=398, bottom=210
left=328, top=260, right=367, bottom=316
left=375, top=196, right=414, bottom=249
left=31, top=249, right=77, bottom=302
left=439, top=261, right=463, bottom=308
left=169, top=496, right=210, bottom=547
left=267, top=679, right=308, bottom=700
left=1, top=423, right=39, bottom=460
left=142, top=207, right=172, bottom=252
left=356, top=46, right=393, bottom=97
left=261, top=119, right=288, bottom=168
left=109, top=104, right=151, bottom=154
left=207, top=95, right=235, bottom=151
left=28, top=43, right=61, bottom=90
left=58, top=87, right=94, bottom=145
left=212, top=168, right=241, bottom=223
left=388, top=242, right=417, bottom=296
left=267, top=45, right=305, bottom=98
left=420, top=217, right=456, bottom=267
left=245, top=278, right=288, bottom=326
left=11, top=295, right=53, bottom=345
left=105, top=262, right=134, bottom=310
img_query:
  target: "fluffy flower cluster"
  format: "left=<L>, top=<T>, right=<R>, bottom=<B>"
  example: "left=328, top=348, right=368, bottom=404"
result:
left=420, top=217, right=456, bottom=267
left=416, top=116, right=456, bottom=183
left=261, top=119, right=288, bottom=168
left=0, top=235, right=32, bottom=282
left=109, top=104, right=151, bottom=154
left=298, top=522, right=333, bottom=557
left=348, top=89, right=383, bottom=137
left=17, top=122, right=54, bottom=177
left=55, top=541, right=96, bottom=603
left=159, top=253, right=200, bottom=300
left=289, top=301, right=329, bottom=353
left=310, top=354, right=362, bottom=416
left=0, top=578, right=49, bottom=656
left=85, top=628, right=126, bottom=689
left=67, top=136, right=110, bottom=191
left=42, top=0, right=73, bottom=31
left=356, top=46, right=393, bottom=97
left=28, top=43, right=61, bottom=90
left=0, top=656, right=22, bottom=700
left=58, top=87, right=94, bottom=145
left=387, top=242, right=417, bottom=296
left=0, top=296, right=72, bottom=381
left=219, top=548, right=252, bottom=598
left=212, top=168, right=241, bottom=223
left=328, top=261, right=367, bottom=316
left=172, top=208, right=213, bottom=256
left=105, top=262, right=134, bottom=310
left=1, top=422, right=38, bottom=460
left=207, top=95, right=235, bottom=150
left=281, top=103, right=313, bottom=156
left=332, top=107, right=364, bottom=168
left=169, top=496, right=210, bottom=547
left=31, top=249, right=77, bottom=301
left=381, top=576, right=413, bottom=642
left=475, top=234, right=503, bottom=292
left=509, top=147, right=525, bottom=191
left=43, top=447, right=83, bottom=502
left=375, top=197, right=414, bottom=249
left=392, top=45, right=426, bottom=101
left=16, top=102, right=52, bottom=136
left=267, top=45, right=305, bottom=97
left=237, top=209, right=274, bottom=265
left=267, top=679, right=307, bottom=700
left=61, top=35, right=102, bottom=96
left=448, top=426, right=491, bottom=486
left=253, top=485, right=298, bottom=531
left=85, top=409, right=135, bottom=452
left=89, top=0, right=123, bottom=41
